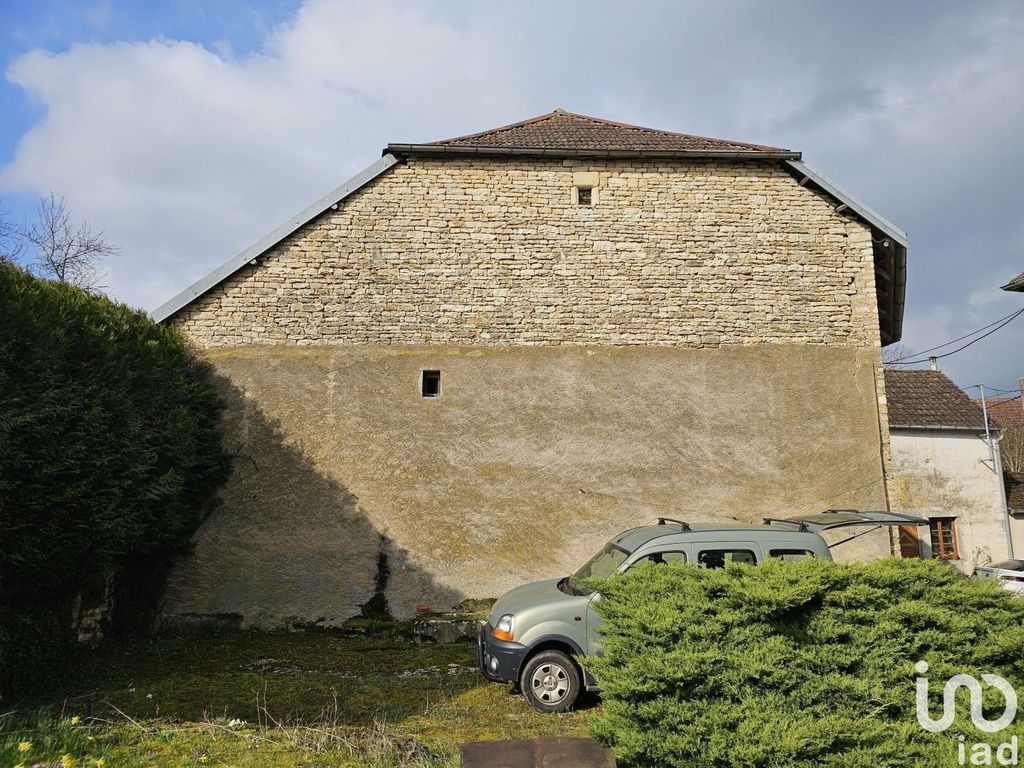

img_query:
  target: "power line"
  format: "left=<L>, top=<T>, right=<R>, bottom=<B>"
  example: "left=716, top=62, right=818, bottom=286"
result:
left=963, top=384, right=1021, bottom=397
left=891, top=308, right=1024, bottom=362
left=888, top=308, right=1024, bottom=366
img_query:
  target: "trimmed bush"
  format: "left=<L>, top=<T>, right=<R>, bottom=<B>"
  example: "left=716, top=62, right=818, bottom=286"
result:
left=0, top=263, right=230, bottom=693
left=587, top=557, right=1024, bottom=767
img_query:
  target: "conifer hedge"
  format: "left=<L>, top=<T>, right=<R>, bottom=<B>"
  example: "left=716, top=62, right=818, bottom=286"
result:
left=587, top=557, right=1024, bottom=767
left=0, top=262, right=230, bottom=693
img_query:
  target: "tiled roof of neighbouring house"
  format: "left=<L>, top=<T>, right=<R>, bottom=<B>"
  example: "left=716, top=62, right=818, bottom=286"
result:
left=884, top=369, right=987, bottom=429
left=988, top=395, right=1024, bottom=429
left=387, top=109, right=799, bottom=158
left=1007, top=473, right=1024, bottom=511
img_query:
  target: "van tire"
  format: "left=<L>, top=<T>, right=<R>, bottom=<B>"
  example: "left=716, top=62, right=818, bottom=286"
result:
left=520, top=650, right=581, bottom=713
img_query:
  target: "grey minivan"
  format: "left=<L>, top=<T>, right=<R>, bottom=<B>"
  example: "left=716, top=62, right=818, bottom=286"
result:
left=478, top=510, right=927, bottom=712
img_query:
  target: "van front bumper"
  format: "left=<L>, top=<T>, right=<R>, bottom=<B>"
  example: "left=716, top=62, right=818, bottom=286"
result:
left=478, top=622, right=529, bottom=683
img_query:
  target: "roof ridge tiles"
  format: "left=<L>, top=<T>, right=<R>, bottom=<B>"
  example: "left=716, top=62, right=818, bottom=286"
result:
left=394, top=109, right=795, bottom=156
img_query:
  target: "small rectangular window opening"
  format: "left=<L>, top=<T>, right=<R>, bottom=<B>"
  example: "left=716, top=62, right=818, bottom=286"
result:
left=421, top=370, right=441, bottom=398
left=577, top=187, right=592, bottom=206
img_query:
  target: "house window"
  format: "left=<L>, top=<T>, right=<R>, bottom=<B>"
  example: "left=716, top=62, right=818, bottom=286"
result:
left=576, top=186, right=592, bottom=206
left=929, top=518, right=959, bottom=560
left=421, top=370, right=441, bottom=398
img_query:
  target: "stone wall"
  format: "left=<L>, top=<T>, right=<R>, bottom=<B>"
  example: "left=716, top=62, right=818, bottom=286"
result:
left=171, top=157, right=880, bottom=350
left=160, top=155, right=894, bottom=627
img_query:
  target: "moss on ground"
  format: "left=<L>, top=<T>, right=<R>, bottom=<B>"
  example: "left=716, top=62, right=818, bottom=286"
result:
left=1, top=630, right=589, bottom=766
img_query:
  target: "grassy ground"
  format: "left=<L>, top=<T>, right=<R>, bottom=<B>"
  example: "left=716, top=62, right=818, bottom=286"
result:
left=0, top=629, right=591, bottom=767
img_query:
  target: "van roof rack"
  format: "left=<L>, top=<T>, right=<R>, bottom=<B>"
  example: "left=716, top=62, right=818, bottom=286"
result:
left=657, top=517, right=691, bottom=531
left=762, top=517, right=810, bottom=532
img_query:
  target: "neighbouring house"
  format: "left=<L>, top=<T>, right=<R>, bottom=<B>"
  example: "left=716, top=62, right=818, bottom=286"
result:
left=884, top=369, right=1020, bottom=571
left=988, top=381, right=1024, bottom=519
left=1008, top=475, right=1024, bottom=516
left=152, top=109, right=909, bottom=628
left=1002, top=271, right=1024, bottom=292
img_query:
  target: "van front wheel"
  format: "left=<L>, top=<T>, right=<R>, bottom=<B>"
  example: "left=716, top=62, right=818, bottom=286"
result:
left=520, top=650, right=581, bottom=713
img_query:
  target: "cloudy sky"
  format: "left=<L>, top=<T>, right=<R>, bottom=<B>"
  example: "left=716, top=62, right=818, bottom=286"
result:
left=1, top=0, right=1022, bottom=393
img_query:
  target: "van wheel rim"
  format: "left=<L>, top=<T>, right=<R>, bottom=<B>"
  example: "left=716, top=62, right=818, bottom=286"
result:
left=531, top=662, right=569, bottom=703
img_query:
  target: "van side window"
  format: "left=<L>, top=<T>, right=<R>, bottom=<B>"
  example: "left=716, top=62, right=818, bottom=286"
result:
left=768, top=549, right=816, bottom=561
left=697, top=549, right=756, bottom=568
left=632, top=551, right=686, bottom=567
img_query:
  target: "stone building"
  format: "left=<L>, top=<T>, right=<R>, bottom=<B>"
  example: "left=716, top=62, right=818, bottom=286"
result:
left=152, top=110, right=909, bottom=628
left=884, top=369, right=1018, bottom=571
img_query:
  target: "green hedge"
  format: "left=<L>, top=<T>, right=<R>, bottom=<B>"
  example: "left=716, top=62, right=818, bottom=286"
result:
left=0, top=263, right=230, bottom=693
left=587, top=557, right=1024, bottom=767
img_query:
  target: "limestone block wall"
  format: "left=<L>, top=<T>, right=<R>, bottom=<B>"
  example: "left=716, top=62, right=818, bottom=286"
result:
left=170, top=157, right=880, bottom=350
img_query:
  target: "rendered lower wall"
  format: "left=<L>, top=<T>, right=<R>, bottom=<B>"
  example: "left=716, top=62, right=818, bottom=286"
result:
left=161, top=344, right=889, bottom=628
left=889, top=429, right=1012, bottom=572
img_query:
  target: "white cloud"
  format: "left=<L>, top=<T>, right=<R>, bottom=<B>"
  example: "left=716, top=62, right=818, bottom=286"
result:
left=1, top=0, right=1022, bottom=389
left=0, top=0, right=530, bottom=310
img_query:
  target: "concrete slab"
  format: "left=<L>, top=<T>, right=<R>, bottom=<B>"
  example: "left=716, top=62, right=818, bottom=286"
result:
left=460, top=736, right=615, bottom=767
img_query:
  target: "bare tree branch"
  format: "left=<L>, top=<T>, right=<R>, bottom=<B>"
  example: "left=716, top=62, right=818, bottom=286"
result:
left=1003, top=426, right=1024, bottom=475
left=0, top=201, right=25, bottom=264
left=19, top=193, right=118, bottom=290
left=882, top=343, right=911, bottom=366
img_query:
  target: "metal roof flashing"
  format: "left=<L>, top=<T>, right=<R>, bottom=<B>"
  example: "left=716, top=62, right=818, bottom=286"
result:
left=150, top=154, right=399, bottom=323
left=783, top=160, right=908, bottom=344
left=784, top=161, right=907, bottom=246
left=386, top=143, right=802, bottom=160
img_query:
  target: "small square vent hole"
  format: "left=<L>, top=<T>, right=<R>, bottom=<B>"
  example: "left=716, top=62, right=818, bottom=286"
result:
left=421, top=370, right=441, bottom=398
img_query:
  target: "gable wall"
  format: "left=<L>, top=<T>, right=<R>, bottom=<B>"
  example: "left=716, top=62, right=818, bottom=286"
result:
left=160, top=157, right=894, bottom=628
left=171, top=157, right=879, bottom=349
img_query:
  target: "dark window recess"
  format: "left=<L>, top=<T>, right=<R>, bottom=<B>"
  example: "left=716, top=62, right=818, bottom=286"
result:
left=421, top=370, right=441, bottom=398
left=577, top=187, right=592, bottom=206
left=697, top=549, right=757, bottom=569
left=632, top=551, right=687, bottom=568
left=768, top=549, right=816, bottom=561
left=929, top=517, right=959, bottom=560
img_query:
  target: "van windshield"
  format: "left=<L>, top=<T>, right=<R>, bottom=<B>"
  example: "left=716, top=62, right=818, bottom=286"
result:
left=567, top=542, right=630, bottom=595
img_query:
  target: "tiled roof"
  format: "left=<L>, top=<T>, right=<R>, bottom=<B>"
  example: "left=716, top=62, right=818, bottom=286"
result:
left=988, top=396, right=1024, bottom=429
left=1007, top=473, right=1024, bottom=511
left=388, top=109, right=799, bottom=158
left=1002, top=271, right=1024, bottom=292
left=884, top=369, right=987, bottom=429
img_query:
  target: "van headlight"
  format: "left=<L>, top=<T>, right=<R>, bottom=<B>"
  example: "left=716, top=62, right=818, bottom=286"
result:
left=492, top=614, right=515, bottom=642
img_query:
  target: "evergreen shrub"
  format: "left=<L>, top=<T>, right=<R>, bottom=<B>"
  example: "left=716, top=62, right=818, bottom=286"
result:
left=0, top=263, right=230, bottom=694
left=587, top=556, right=1024, bottom=767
